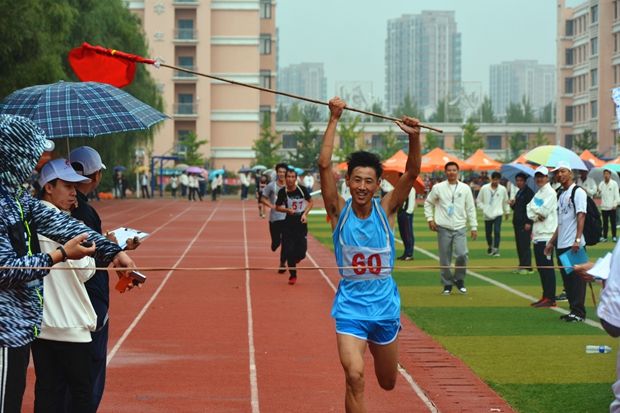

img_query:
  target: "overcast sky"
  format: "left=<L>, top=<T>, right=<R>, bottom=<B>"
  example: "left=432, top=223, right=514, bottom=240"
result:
left=277, top=0, right=575, bottom=104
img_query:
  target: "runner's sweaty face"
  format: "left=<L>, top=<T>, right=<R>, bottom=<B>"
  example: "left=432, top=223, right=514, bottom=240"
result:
left=276, top=167, right=287, bottom=184
left=285, top=171, right=297, bottom=190
left=347, top=166, right=378, bottom=205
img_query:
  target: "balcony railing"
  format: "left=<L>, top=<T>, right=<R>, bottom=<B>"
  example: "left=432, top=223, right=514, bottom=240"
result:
left=174, top=28, right=198, bottom=41
left=174, top=66, right=198, bottom=79
left=173, top=103, right=198, bottom=115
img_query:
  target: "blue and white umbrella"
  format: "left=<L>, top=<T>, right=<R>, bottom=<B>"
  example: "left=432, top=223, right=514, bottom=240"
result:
left=500, top=163, right=538, bottom=193
left=0, top=81, right=169, bottom=139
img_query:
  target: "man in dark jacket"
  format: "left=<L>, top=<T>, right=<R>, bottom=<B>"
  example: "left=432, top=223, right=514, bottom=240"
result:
left=0, top=115, right=136, bottom=413
left=509, top=172, right=535, bottom=274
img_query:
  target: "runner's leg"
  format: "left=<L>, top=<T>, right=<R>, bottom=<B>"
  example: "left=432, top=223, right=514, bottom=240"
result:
left=337, top=334, right=368, bottom=413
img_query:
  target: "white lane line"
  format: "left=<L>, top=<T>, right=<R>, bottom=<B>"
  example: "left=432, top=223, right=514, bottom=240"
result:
left=242, top=206, right=260, bottom=413
left=306, top=252, right=438, bottom=413
left=107, top=204, right=221, bottom=364
left=394, top=238, right=603, bottom=330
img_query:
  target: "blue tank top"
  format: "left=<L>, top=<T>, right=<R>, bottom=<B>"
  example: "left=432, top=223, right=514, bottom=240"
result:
left=331, top=199, right=400, bottom=320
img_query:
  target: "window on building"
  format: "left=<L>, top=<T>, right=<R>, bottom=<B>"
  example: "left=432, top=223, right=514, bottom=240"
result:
left=259, top=70, right=271, bottom=89
left=371, top=134, right=382, bottom=150
left=282, top=133, right=297, bottom=149
left=591, top=100, right=598, bottom=118
left=566, top=48, right=574, bottom=65
left=259, top=0, right=271, bottom=19
left=177, top=56, right=194, bottom=77
left=592, top=37, right=598, bottom=55
left=565, top=134, right=574, bottom=149
left=177, top=20, right=194, bottom=40
left=259, top=105, right=271, bottom=122
left=259, top=34, right=272, bottom=55
left=566, top=20, right=574, bottom=36
left=592, top=5, right=598, bottom=23
left=565, top=106, right=573, bottom=122
left=486, top=135, right=502, bottom=150
left=616, top=0, right=619, bottom=20
left=177, top=94, right=194, bottom=114
left=565, top=77, right=573, bottom=94
left=177, top=130, right=191, bottom=157
left=591, top=69, right=598, bottom=87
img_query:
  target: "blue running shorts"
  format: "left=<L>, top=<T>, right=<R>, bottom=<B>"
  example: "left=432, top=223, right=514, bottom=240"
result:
left=335, top=318, right=402, bottom=345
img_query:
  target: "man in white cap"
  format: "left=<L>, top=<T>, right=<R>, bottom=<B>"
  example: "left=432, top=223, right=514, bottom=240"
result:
left=544, top=160, right=588, bottom=322
left=526, top=166, right=559, bottom=308
left=32, top=159, right=98, bottom=412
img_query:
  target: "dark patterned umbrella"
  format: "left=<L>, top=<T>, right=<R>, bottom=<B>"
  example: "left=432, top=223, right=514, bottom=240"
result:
left=0, top=81, right=168, bottom=139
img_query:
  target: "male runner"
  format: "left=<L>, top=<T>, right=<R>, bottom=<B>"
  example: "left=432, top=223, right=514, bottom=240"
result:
left=261, top=163, right=288, bottom=272
left=318, top=97, right=421, bottom=413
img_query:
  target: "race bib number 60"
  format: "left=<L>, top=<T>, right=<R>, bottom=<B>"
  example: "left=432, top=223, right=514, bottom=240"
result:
left=351, top=253, right=382, bottom=275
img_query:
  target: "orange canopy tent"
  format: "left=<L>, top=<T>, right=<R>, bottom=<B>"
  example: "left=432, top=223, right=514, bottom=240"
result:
left=580, top=149, right=605, bottom=168
left=464, top=149, right=503, bottom=171
left=336, top=161, right=348, bottom=171
left=510, top=151, right=529, bottom=165
left=607, top=156, right=620, bottom=165
left=421, top=148, right=470, bottom=172
left=381, top=150, right=425, bottom=194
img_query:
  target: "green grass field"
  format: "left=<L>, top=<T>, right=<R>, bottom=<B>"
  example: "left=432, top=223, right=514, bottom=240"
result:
left=307, top=206, right=618, bottom=413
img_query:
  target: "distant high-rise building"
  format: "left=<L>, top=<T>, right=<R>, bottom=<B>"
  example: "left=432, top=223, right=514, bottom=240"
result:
left=385, top=11, right=461, bottom=115
left=277, top=63, right=327, bottom=107
left=489, top=60, right=555, bottom=120
left=557, top=0, right=617, bottom=156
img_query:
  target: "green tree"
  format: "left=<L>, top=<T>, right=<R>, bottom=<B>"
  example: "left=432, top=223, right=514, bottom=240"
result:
left=288, top=115, right=321, bottom=170
left=288, top=103, right=303, bottom=122
left=454, top=119, right=484, bottom=159
left=521, top=96, right=535, bottom=123
left=508, top=131, right=527, bottom=159
left=252, top=113, right=283, bottom=168
left=423, top=131, right=441, bottom=152
left=374, top=126, right=404, bottom=160
left=276, top=102, right=289, bottom=122
left=301, top=104, right=324, bottom=122
left=506, top=96, right=535, bottom=123
left=531, top=128, right=550, bottom=148
left=391, top=92, right=425, bottom=121
left=429, top=98, right=447, bottom=122
left=363, top=101, right=385, bottom=123
left=539, top=102, right=555, bottom=123
left=175, top=131, right=208, bottom=166
left=574, top=129, right=598, bottom=153
left=479, top=95, right=496, bottom=123
left=334, top=115, right=364, bottom=163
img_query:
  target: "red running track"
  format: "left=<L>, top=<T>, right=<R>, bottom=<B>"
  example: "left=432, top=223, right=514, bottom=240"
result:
left=21, top=198, right=515, bottom=412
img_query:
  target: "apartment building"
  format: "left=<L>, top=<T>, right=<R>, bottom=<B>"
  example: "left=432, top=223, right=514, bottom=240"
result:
left=385, top=11, right=462, bottom=116
left=557, top=0, right=618, bottom=156
left=127, top=0, right=277, bottom=171
left=277, top=62, right=327, bottom=108
left=490, top=60, right=555, bottom=120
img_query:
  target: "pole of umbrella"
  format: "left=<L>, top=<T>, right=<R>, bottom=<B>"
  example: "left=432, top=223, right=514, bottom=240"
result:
left=159, top=63, right=443, bottom=134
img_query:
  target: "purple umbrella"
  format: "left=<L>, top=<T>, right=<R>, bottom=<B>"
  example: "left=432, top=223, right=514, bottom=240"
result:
left=186, top=166, right=205, bottom=174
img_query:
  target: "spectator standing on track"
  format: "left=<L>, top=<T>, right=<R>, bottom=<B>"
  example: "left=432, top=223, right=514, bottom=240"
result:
left=240, top=172, right=250, bottom=200
left=274, top=169, right=314, bottom=284
left=261, top=164, right=288, bottom=272
left=32, top=159, right=97, bottom=413
left=508, top=173, right=535, bottom=274
left=575, top=170, right=597, bottom=197
left=476, top=172, right=510, bottom=257
left=598, top=169, right=620, bottom=242
left=211, top=174, right=222, bottom=201
left=526, top=166, right=559, bottom=308
left=424, top=162, right=478, bottom=295
left=0, top=117, right=135, bottom=413
left=197, top=174, right=207, bottom=198
left=188, top=173, right=202, bottom=202
left=544, top=160, right=588, bottom=322
left=140, top=173, right=150, bottom=199
left=114, top=172, right=123, bottom=199
left=397, top=178, right=416, bottom=261
left=319, top=96, right=421, bottom=413
left=256, top=174, right=268, bottom=218
left=303, top=171, right=315, bottom=192
left=170, top=175, right=179, bottom=198
left=179, top=172, right=189, bottom=197
left=67, top=146, right=140, bottom=411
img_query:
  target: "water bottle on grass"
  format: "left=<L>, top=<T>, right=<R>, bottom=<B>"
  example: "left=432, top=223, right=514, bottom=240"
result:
left=586, top=345, right=612, bottom=353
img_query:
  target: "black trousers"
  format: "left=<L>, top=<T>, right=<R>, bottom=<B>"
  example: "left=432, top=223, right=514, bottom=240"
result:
left=281, top=219, right=308, bottom=276
left=533, top=241, right=556, bottom=300
left=514, top=224, right=532, bottom=270
left=556, top=246, right=587, bottom=318
left=0, top=344, right=30, bottom=413
left=269, top=219, right=286, bottom=265
left=602, top=209, right=617, bottom=239
left=31, top=339, right=93, bottom=413
left=485, top=216, right=502, bottom=250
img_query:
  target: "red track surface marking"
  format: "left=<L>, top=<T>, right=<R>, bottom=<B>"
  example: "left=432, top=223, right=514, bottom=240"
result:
left=19, top=199, right=515, bottom=413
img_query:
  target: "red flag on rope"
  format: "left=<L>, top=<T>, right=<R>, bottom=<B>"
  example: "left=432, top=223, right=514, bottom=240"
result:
left=68, top=43, right=157, bottom=88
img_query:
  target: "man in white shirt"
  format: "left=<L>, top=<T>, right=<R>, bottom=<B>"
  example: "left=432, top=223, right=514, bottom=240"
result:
left=424, top=162, right=478, bottom=295
left=476, top=172, right=509, bottom=257
left=239, top=172, right=250, bottom=201
left=526, top=166, right=559, bottom=308
left=598, top=169, right=620, bottom=242
left=397, top=184, right=417, bottom=260
left=544, top=160, right=588, bottom=322
left=302, top=171, right=315, bottom=191
left=575, top=170, right=597, bottom=197
left=179, top=171, right=189, bottom=197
